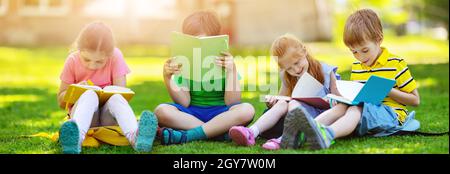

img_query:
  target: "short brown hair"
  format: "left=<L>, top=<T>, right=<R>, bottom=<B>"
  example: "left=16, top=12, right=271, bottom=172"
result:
left=182, top=10, right=222, bottom=36
left=344, top=9, right=383, bottom=47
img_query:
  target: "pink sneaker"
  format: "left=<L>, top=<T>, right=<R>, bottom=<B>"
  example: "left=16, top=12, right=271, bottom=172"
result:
left=262, top=138, right=281, bottom=150
left=228, top=126, right=255, bottom=146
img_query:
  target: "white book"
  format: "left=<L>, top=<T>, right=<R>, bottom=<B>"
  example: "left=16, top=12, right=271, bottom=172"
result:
left=265, top=72, right=330, bottom=109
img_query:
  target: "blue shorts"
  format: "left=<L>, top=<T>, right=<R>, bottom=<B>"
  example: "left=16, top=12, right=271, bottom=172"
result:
left=167, top=103, right=240, bottom=123
left=356, top=103, right=400, bottom=137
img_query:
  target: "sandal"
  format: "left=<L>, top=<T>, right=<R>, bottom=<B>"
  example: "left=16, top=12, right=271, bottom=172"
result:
left=160, top=127, right=187, bottom=145
left=262, top=138, right=281, bottom=150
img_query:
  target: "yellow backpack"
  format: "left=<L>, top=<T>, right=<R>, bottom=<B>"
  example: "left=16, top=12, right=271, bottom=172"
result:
left=31, top=125, right=130, bottom=147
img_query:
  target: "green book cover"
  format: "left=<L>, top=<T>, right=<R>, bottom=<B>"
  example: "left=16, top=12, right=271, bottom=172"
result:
left=171, top=31, right=229, bottom=82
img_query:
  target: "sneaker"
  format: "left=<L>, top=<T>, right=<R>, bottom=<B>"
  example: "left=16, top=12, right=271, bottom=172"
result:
left=294, top=107, right=333, bottom=149
left=280, top=107, right=307, bottom=149
left=134, top=110, right=158, bottom=153
left=59, top=121, right=81, bottom=154
left=228, top=126, right=255, bottom=146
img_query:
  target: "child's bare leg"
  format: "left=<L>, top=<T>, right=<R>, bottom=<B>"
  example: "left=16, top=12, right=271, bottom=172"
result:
left=329, top=105, right=362, bottom=138
left=229, top=102, right=280, bottom=146
left=315, top=103, right=348, bottom=126
left=154, top=104, right=204, bottom=130
left=202, top=103, right=255, bottom=138
left=251, top=100, right=288, bottom=134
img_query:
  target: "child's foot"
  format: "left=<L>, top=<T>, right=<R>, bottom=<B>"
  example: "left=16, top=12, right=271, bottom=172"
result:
left=155, top=126, right=162, bottom=140
left=161, top=126, right=206, bottom=145
left=59, top=121, right=81, bottom=154
left=228, top=126, right=255, bottom=146
left=281, top=107, right=307, bottom=149
left=134, top=110, right=158, bottom=153
left=161, top=128, right=187, bottom=145
left=294, top=108, right=333, bottom=149
left=262, top=138, right=281, bottom=150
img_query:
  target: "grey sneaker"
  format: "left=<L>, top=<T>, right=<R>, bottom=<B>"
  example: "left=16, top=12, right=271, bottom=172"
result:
left=280, top=107, right=307, bottom=149
left=294, top=108, right=333, bottom=149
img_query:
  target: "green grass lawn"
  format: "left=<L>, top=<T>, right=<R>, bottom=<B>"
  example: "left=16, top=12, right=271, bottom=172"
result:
left=0, top=37, right=448, bottom=154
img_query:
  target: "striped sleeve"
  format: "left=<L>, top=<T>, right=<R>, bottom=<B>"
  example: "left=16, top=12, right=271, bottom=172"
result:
left=394, top=61, right=417, bottom=93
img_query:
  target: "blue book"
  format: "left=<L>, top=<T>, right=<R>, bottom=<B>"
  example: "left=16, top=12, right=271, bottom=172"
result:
left=326, top=75, right=396, bottom=106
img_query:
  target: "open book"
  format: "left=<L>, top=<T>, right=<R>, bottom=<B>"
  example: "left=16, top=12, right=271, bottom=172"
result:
left=171, top=31, right=229, bottom=82
left=63, top=84, right=135, bottom=109
left=326, top=75, right=396, bottom=106
left=265, top=72, right=330, bottom=110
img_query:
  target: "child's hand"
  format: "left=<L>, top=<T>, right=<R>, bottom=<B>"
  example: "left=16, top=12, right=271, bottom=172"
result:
left=163, top=57, right=182, bottom=79
left=323, top=97, right=338, bottom=107
left=77, top=81, right=88, bottom=85
left=265, top=95, right=279, bottom=108
left=216, top=51, right=235, bottom=72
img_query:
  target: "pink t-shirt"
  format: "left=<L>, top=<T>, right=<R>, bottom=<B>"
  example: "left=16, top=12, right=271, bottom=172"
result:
left=60, top=48, right=131, bottom=88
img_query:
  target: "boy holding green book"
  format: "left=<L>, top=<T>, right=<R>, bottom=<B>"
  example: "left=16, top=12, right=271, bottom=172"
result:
left=154, top=10, right=255, bottom=145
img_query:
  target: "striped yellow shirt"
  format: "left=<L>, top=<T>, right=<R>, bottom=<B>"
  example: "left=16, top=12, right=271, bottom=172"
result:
left=350, top=48, right=417, bottom=123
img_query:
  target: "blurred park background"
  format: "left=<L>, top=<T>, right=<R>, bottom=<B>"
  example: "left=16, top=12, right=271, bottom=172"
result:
left=0, top=0, right=448, bottom=154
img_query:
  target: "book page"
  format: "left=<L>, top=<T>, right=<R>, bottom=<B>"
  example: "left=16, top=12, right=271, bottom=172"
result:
left=99, top=86, right=134, bottom=105
left=335, top=80, right=364, bottom=101
left=291, top=72, right=324, bottom=98
left=264, top=95, right=292, bottom=102
left=64, top=84, right=102, bottom=105
left=326, top=94, right=353, bottom=105
left=71, top=84, right=102, bottom=91
left=103, top=86, right=133, bottom=93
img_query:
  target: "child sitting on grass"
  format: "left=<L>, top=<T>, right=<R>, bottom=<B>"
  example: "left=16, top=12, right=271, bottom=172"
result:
left=57, top=22, right=158, bottom=154
left=283, top=9, right=421, bottom=150
left=228, top=34, right=341, bottom=150
left=154, top=10, right=255, bottom=145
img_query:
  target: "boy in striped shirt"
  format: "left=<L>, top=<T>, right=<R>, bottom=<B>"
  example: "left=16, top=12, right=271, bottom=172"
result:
left=288, top=9, right=420, bottom=149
